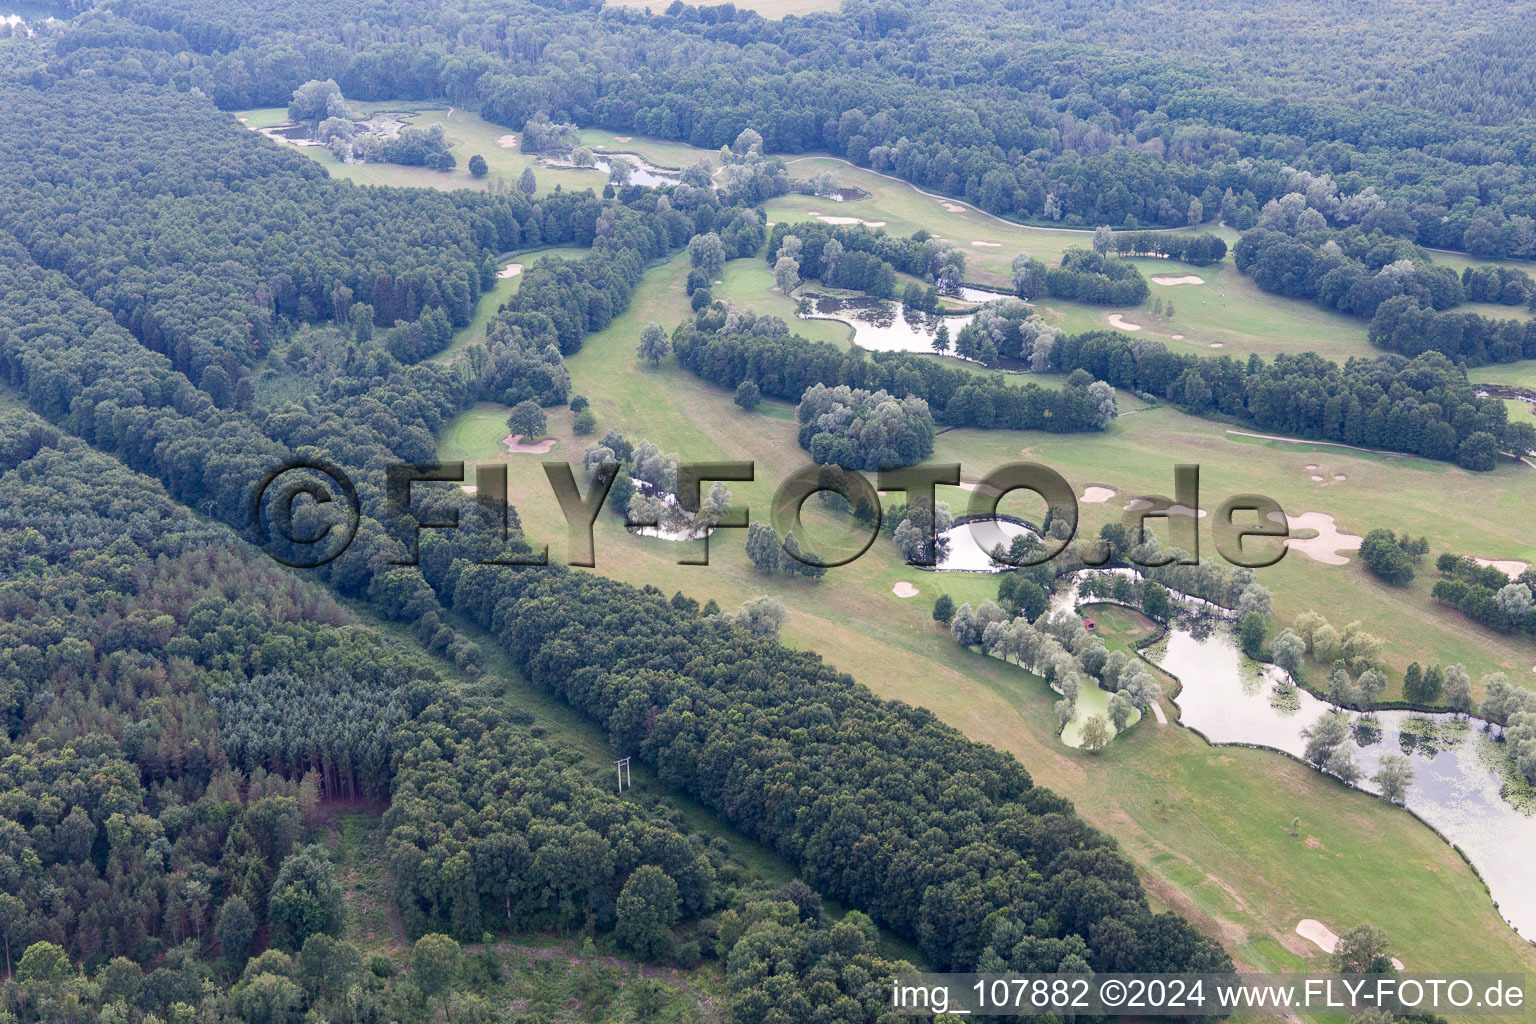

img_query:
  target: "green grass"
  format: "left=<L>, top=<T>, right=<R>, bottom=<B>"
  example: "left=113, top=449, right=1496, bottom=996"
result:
left=1081, top=602, right=1162, bottom=655
left=433, top=253, right=1536, bottom=996
left=714, top=260, right=851, bottom=348
left=1035, top=257, right=1373, bottom=363
left=431, top=245, right=590, bottom=364
left=235, top=105, right=654, bottom=197
left=331, top=810, right=402, bottom=953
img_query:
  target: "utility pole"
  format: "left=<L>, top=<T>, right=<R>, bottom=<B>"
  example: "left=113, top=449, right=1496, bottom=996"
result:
left=614, top=757, right=631, bottom=794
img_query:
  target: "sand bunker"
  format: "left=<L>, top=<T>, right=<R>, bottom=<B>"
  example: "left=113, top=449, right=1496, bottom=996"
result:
left=1282, top=512, right=1361, bottom=565
left=818, top=215, right=886, bottom=227
left=1310, top=475, right=1324, bottom=481
left=612, top=136, right=633, bottom=142
left=940, top=201, right=966, bottom=212
left=1107, top=314, right=1143, bottom=331
left=1171, top=334, right=1184, bottom=339
left=971, top=240, right=1002, bottom=247
left=1124, top=498, right=1206, bottom=518
left=502, top=434, right=558, bottom=454
left=1333, top=473, right=1347, bottom=481
left=1151, top=275, right=1205, bottom=286
left=892, top=581, right=919, bottom=598
left=1474, top=557, right=1530, bottom=578
left=459, top=484, right=477, bottom=494
left=1081, top=486, right=1117, bottom=503
left=497, top=134, right=518, bottom=148
left=1296, top=920, right=1405, bottom=970
left=497, top=263, right=523, bottom=279
left=1305, top=464, right=1318, bottom=470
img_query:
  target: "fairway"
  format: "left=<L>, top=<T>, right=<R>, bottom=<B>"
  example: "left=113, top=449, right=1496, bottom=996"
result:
left=234, top=104, right=702, bottom=197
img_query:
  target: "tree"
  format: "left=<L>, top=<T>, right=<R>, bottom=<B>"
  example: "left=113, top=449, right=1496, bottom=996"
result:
left=688, top=233, right=726, bottom=275
left=412, top=933, right=461, bottom=1020
left=1108, top=691, right=1135, bottom=731
left=933, top=593, right=955, bottom=624
left=0, top=893, right=25, bottom=977
left=1330, top=923, right=1395, bottom=974
left=1272, top=629, right=1306, bottom=678
left=734, top=380, right=761, bottom=410
left=1302, top=712, right=1350, bottom=768
left=1355, top=667, right=1386, bottom=704
left=506, top=400, right=546, bottom=440
left=16, top=941, right=70, bottom=988
left=1092, top=225, right=1113, bottom=255
left=745, top=521, right=781, bottom=574
left=288, top=79, right=346, bottom=124
left=1456, top=431, right=1499, bottom=471
left=1371, top=755, right=1414, bottom=805
left=573, top=408, right=597, bottom=435
left=617, top=866, right=680, bottom=960
left=1328, top=661, right=1358, bottom=706
left=571, top=146, right=596, bottom=167
left=731, top=596, right=787, bottom=637
left=773, top=255, right=800, bottom=293
left=1358, top=529, right=1416, bottom=585
left=216, top=896, right=257, bottom=974
left=518, top=167, right=537, bottom=196
left=467, top=154, right=488, bottom=178
left=1443, top=663, right=1473, bottom=713
left=933, top=322, right=951, bottom=353
left=1080, top=714, right=1111, bottom=752
left=637, top=322, right=670, bottom=364
left=268, top=845, right=343, bottom=951
left=608, top=156, right=634, bottom=187
left=1238, top=611, right=1266, bottom=658
left=1142, top=581, right=1173, bottom=621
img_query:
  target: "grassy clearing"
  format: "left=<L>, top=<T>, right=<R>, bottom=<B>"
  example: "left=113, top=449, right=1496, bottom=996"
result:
left=331, top=809, right=403, bottom=954
left=436, top=254, right=1536, bottom=992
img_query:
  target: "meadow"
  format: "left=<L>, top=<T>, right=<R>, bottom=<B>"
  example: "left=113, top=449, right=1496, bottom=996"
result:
left=433, top=250, right=1536, bottom=993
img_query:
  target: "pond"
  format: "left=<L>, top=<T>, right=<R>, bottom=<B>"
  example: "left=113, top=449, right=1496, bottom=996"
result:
left=1147, top=605, right=1536, bottom=940
left=542, top=153, right=680, bottom=188
left=798, top=287, right=1002, bottom=354
left=931, top=518, right=1037, bottom=572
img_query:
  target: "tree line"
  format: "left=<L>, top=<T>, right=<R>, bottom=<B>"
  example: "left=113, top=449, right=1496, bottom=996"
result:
left=671, top=305, right=1120, bottom=433
left=1037, top=331, right=1535, bottom=468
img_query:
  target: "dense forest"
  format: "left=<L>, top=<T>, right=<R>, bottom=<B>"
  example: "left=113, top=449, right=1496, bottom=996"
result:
left=32, top=0, right=1536, bottom=258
